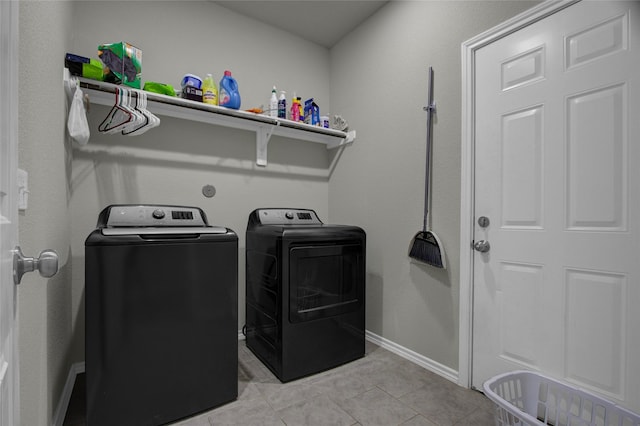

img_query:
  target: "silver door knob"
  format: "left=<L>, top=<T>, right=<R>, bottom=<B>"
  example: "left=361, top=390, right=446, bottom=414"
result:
left=13, top=246, right=59, bottom=285
left=474, top=240, right=491, bottom=253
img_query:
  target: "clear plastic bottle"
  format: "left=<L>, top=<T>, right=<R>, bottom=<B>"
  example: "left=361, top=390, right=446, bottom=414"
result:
left=202, top=73, right=218, bottom=105
left=278, top=91, right=286, bottom=119
left=269, top=86, right=278, bottom=118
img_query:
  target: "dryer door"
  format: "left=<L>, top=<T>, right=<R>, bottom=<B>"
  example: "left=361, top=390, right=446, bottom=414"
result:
left=288, top=242, right=364, bottom=323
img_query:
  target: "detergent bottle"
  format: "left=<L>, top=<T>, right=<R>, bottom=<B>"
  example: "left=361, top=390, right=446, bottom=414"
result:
left=219, top=70, right=241, bottom=109
left=202, top=74, right=218, bottom=105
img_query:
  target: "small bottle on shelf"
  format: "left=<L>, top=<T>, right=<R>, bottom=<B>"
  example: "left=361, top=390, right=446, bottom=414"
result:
left=278, top=91, right=286, bottom=119
left=290, top=95, right=300, bottom=122
left=269, top=86, right=278, bottom=118
left=202, top=74, right=218, bottom=105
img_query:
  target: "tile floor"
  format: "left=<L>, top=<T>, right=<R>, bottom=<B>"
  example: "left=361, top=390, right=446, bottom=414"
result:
left=64, top=340, right=497, bottom=425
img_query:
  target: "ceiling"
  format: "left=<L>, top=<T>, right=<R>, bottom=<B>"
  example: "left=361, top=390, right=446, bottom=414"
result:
left=213, top=1, right=389, bottom=48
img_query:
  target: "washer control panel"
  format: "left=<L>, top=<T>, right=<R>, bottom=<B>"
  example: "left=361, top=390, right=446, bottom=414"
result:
left=104, top=205, right=207, bottom=227
left=255, top=208, right=322, bottom=225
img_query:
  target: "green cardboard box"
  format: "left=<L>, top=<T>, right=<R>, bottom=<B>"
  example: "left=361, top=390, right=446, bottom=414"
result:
left=98, top=42, right=142, bottom=89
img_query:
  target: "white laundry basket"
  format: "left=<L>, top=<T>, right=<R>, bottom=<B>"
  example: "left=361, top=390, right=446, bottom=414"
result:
left=483, top=370, right=640, bottom=426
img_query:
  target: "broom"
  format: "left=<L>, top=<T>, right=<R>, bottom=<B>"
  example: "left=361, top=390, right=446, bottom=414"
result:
left=409, top=67, right=446, bottom=268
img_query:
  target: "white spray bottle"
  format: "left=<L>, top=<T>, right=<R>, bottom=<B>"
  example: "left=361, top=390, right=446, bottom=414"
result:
left=269, top=86, right=278, bottom=117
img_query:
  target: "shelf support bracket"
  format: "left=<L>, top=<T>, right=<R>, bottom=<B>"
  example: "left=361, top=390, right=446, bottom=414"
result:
left=326, top=130, right=357, bottom=149
left=256, top=124, right=277, bottom=167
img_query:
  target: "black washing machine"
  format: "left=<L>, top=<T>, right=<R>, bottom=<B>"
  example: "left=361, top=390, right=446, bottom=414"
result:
left=245, top=208, right=365, bottom=382
left=85, top=205, right=238, bottom=426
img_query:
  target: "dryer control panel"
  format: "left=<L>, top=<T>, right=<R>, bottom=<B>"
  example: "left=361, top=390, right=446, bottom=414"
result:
left=253, top=208, right=322, bottom=225
left=99, top=205, right=208, bottom=228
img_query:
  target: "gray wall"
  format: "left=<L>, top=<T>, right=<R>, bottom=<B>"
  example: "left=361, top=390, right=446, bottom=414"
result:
left=16, top=1, right=537, bottom=424
left=329, top=1, right=537, bottom=370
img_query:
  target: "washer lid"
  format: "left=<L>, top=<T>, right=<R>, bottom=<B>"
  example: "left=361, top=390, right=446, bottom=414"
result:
left=101, top=226, right=228, bottom=236
left=100, top=205, right=208, bottom=228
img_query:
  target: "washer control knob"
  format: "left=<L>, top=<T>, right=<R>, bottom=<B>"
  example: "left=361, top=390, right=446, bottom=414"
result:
left=152, top=209, right=165, bottom=219
left=285, top=211, right=294, bottom=220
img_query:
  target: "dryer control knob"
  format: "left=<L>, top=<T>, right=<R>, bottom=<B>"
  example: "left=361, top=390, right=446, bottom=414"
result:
left=285, top=211, right=294, bottom=220
left=152, top=209, right=165, bottom=219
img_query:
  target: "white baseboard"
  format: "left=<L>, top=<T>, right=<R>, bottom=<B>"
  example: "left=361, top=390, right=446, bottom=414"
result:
left=52, top=361, right=85, bottom=426
left=365, top=330, right=459, bottom=384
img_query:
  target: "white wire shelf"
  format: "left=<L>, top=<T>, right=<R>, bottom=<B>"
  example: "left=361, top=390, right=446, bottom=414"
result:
left=64, top=71, right=356, bottom=167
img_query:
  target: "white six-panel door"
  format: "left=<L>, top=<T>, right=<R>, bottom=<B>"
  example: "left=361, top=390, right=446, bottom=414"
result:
left=472, top=0, right=640, bottom=412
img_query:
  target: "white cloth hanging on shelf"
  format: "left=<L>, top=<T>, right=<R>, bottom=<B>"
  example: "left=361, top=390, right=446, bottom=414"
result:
left=67, top=78, right=90, bottom=145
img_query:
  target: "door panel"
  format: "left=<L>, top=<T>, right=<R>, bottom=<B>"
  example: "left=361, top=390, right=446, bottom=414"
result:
left=501, top=106, right=543, bottom=228
left=472, top=0, right=640, bottom=412
left=566, top=83, right=626, bottom=230
left=564, top=269, right=626, bottom=397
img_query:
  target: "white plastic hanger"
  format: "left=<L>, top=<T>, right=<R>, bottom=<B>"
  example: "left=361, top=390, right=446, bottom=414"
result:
left=122, top=91, right=160, bottom=136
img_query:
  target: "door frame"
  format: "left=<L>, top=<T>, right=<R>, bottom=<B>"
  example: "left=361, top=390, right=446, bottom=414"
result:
left=458, top=0, right=580, bottom=388
left=0, top=0, right=20, bottom=424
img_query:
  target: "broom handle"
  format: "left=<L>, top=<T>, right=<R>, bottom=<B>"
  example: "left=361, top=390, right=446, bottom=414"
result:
left=423, top=67, right=435, bottom=232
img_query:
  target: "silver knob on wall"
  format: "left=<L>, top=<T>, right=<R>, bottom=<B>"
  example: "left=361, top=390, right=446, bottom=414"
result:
left=13, top=246, right=59, bottom=285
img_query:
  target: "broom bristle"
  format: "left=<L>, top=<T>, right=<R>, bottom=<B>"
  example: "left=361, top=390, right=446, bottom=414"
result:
left=409, top=231, right=444, bottom=268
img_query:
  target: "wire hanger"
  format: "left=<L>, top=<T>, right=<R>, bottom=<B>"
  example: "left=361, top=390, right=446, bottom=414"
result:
left=98, top=87, right=133, bottom=133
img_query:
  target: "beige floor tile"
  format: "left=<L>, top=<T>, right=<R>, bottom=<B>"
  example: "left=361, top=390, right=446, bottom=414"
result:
left=400, top=415, right=439, bottom=426
left=454, top=407, right=497, bottom=425
left=337, top=387, right=417, bottom=426
left=373, top=364, right=433, bottom=398
left=399, top=381, right=487, bottom=425
left=277, top=394, right=357, bottom=426
left=207, top=398, right=284, bottom=426
left=310, top=368, right=373, bottom=401
left=255, top=379, right=325, bottom=412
